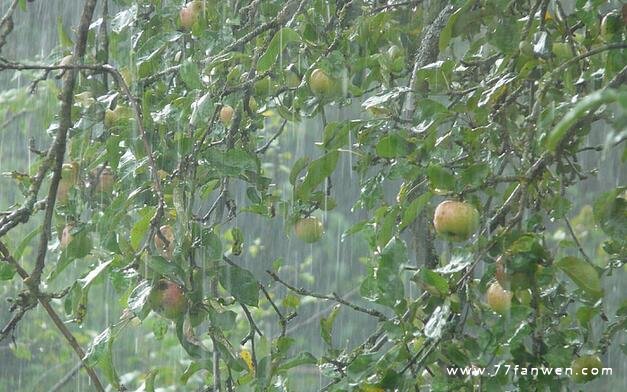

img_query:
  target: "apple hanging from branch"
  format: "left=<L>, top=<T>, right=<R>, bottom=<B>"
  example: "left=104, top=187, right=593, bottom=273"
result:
left=486, top=281, right=512, bottom=315
left=294, top=217, right=324, bottom=243
left=149, top=279, right=187, bottom=320
left=433, top=200, right=480, bottom=242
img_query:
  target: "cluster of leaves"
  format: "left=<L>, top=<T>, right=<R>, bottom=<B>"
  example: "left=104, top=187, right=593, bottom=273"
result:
left=0, top=0, right=625, bottom=391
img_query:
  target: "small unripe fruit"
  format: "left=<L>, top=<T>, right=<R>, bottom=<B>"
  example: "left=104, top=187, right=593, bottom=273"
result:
left=248, top=97, right=258, bottom=113
left=294, top=217, right=324, bottom=243
left=433, top=200, right=480, bottom=242
left=486, top=281, right=512, bottom=315
left=571, top=355, right=603, bottom=383
left=154, top=225, right=175, bottom=259
left=57, top=162, right=79, bottom=205
left=149, top=279, right=187, bottom=320
left=309, top=68, right=333, bottom=96
left=220, top=105, right=234, bottom=125
left=95, top=166, right=114, bottom=193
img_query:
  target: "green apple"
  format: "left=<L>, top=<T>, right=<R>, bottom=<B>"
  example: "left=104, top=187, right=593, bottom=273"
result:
left=56, top=162, right=79, bottom=205
left=154, top=224, right=175, bottom=260
left=248, top=97, right=258, bottom=113
left=149, top=279, right=187, bottom=320
left=220, top=105, right=234, bottom=125
left=486, top=281, right=512, bottom=315
left=571, top=355, right=603, bottom=383
left=309, top=68, right=333, bottom=96
left=294, top=217, right=323, bottom=243
left=433, top=200, right=480, bottom=242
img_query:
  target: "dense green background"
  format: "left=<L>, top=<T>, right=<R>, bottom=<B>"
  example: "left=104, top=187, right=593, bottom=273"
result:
left=0, top=0, right=625, bottom=391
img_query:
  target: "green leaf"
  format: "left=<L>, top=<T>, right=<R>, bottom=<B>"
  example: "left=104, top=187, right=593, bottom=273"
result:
left=412, top=269, right=449, bottom=297
left=278, top=352, right=317, bottom=370
left=0, top=263, right=15, bottom=281
left=322, top=121, right=351, bottom=150
left=546, top=89, right=618, bottom=151
left=593, top=187, right=626, bottom=239
left=218, top=264, right=259, bottom=306
left=56, top=17, right=73, bottom=47
left=130, top=206, right=155, bottom=251
left=84, top=328, right=114, bottom=367
left=320, top=304, right=341, bottom=347
left=289, top=156, right=310, bottom=185
left=400, top=192, right=432, bottom=229
left=376, top=134, right=412, bottom=158
left=190, top=92, right=215, bottom=126
left=296, top=151, right=339, bottom=201
left=128, top=280, right=152, bottom=319
left=427, top=164, right=455, bottom=191
left=206, top=148, right=259, bottom=177
left=180, top=60, right=203, bottom=90
left=257, top=28, right=300, bottom=73
left=424, top=300, right=450, bottom=339
left=556, top=256, right=603, bottom=299
left=146, top=256, right=187, bottom=284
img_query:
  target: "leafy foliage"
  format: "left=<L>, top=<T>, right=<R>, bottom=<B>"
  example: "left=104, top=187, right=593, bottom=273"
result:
left=0, top=0, right=626, bottom=391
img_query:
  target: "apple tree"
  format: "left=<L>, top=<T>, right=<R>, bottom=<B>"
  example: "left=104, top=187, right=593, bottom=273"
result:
left=0, top=0, right=625, bottom=391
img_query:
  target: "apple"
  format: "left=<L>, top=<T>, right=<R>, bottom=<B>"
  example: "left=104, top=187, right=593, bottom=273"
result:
left=433, top=200, right=480, bottom=242
left=220, top=105, right=234, bottom=125
left=179, top=1, right=202, bottom=30
left=60, top=224, right=74, bottom=249
left=309, top=68, right=333, bottom=96
left=94, top=166, right=114, bottom=193
left=154, top=224, right=175, bottom=259
left=149, top=279, right=187, bottom=320
left=59, top=54, right=73, bottom=67
left=294, top=217, right=323, bottom=243
left=571, top=355, right=603, bottom=383
left=486, top=281, right=512, bottom=315
left=56, top=162, right=79, bottom=205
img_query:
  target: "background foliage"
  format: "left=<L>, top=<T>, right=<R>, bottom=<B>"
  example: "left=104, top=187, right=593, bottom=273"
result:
left=0, top=0, right=625, bottom=391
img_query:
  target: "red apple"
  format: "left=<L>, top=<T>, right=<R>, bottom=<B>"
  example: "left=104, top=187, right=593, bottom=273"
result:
left=433, top=200, right=480, bottom=242
left=149, top=279, right=187, bottom=320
